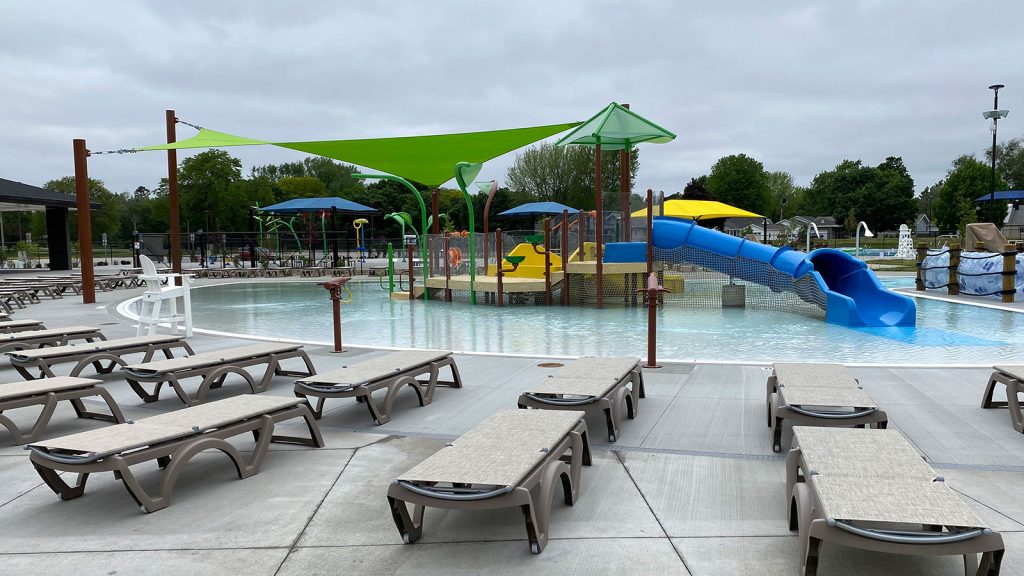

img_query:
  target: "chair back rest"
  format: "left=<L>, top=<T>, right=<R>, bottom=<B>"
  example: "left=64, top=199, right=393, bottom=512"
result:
left=139, top=255, right=162, bottom=291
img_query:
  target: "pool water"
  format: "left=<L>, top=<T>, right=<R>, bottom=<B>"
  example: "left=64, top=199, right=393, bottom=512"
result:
left=184, top=279, right=1024, bottom=365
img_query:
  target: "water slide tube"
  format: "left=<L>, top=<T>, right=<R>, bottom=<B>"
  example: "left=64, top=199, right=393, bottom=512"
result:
left=651, top=217, right=916, bottom=327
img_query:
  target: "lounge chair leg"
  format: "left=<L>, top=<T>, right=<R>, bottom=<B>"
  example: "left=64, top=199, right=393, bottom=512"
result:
left=33, top=461, right=89, bottom=500
left=603, top=406, right=618, bottom=443
left=387, top=496, right=424, bottom=544
left=981, top=373, right=1005, bottom=408
left=362, top=391, right=390, bottom=425
left=773, top=416, right=784, bottom=453
left=127, top=377, right=164, bottom=403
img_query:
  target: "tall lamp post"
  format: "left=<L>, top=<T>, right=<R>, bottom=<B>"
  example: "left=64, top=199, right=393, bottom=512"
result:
left=983, top=84, right=1009, bottom=222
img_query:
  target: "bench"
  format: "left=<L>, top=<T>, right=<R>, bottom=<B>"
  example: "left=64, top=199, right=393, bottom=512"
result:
left=124, top=342, right=316, bottom=406
left=766, top=363, right=887, bottom=452
left=295, top=350, right=462, bottom=424
left=7, top=335, right=194, bottom=380
left=0, top=376, right=124, bottom=445
left=388, top=410, right=590, bottom=554
left=27, top=395, right=323, bottom=513
left=518, top=356, right=643, bottom=442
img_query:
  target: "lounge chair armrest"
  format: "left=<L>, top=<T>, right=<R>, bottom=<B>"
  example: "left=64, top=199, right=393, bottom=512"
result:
left=296, top=381, right=359, bottom=393
left=522, top=393, right=597, bottom=406
left=788, top=406, right=878, bottom=419
left=27, top=446, right=103, bottom=464
left=394, top=480, right=512, bottom=501
left=829, top=519, right=990, bottom=544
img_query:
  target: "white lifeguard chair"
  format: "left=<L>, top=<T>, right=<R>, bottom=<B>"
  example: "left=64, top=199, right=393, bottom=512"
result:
left=136, top=255, right=194, bottom=337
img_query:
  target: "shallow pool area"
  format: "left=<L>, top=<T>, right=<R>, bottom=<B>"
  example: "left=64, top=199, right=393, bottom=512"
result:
left=179, top=279, right=1024, bottom=365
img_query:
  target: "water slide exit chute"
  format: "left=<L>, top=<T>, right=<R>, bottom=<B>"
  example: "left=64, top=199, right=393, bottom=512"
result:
left=651, top=217, right=915, bottom=327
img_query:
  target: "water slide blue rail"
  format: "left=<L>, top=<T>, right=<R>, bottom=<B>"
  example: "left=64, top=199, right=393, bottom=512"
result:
left=651, top=217, right=916, bottom=327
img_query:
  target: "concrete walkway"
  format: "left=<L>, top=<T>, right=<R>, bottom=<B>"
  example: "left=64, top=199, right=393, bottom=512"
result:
left=0, top=285, right=1020, bottom=575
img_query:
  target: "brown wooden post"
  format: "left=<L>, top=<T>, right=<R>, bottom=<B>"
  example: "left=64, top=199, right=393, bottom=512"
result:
left=166, top=110, right=182, bottom=284
left=595, top=140, right=604, bottom=309
left=495, top=229, right=504, bottom=307
left=639, top=273, right=669, bottom=369
left=646, top=189, right=654, bottom=277
left=73, top=139, right=95, bottom=304
left=443, top=235, right=452, bottom=302
left=915, top=243, right=928, bottom=291
left=544, top=218, right=552, bottom=305
left=948, top=244, right=960, bottom=296
left=619, top=104, right=631, bottom=243
left=561, top=209, right=570, bottom=306
left=431, top=189, right=440, bottom=234
left=322, top=278, right=349, bottom=353
left=1003, top=243, right=1016, bottom=303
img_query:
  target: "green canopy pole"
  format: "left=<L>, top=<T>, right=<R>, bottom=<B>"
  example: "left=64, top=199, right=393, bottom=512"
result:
left=454, top=162, right=483, bottom=305
left=353, top=174, right=429, bottom=301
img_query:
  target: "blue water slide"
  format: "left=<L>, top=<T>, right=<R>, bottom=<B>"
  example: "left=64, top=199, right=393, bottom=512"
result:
left=650, top=217, right=915, bottom=327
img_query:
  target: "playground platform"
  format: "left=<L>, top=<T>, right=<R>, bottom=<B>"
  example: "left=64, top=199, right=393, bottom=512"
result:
left=424, top=273, right=564, bottom=293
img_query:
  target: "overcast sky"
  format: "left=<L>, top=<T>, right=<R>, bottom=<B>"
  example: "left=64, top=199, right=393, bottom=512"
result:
left=2, top=1, right=1022, bottom=197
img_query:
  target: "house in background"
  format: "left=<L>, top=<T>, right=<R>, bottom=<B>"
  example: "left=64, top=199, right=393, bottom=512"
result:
left=723, top=217, right=767, bottom=241
left=913, top=214, right=938, bottom=235
left=783, top=216, right=842, bottom=239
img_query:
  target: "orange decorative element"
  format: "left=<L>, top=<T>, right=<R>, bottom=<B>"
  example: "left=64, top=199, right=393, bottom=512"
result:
left=460, top=230, right=469, bottom=237
left=447, top=247, right=462, bottom=268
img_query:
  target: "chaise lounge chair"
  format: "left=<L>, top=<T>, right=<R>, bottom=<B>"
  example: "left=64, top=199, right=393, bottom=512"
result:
left=0, top=319, right=46, bottom=333
left=517, top=356, right=644, bottom=442
left=6, top=334, right=194, bottom=380
left=766, top=363, right=887, bottom=453
left=123, top=342, right=316, bottom=406
left=0, top=326, right=105, bottom=354
left=787, top=426, right=1004, bottom=575
left=387, top=409, right=591, bottom=554
left=27, top=395, right=323, bottom=512
left=981, top=365, right=1024, bottom=433
left=294, top=349, right=462, bottom=425
left=0, top=376, right=124, bottom=445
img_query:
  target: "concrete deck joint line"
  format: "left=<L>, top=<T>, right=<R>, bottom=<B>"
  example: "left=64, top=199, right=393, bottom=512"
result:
left=613, top=451, right=692, bottom=573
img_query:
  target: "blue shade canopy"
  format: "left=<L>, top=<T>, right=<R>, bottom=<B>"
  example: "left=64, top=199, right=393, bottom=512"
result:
left=258, top=197, right=378, bottom=214
left=497, top=201, right=580, bottom=217
left=975, top=190, right=1024, bottom=202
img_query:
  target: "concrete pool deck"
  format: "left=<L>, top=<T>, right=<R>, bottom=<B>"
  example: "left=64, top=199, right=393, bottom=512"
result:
left=0, top=283, right=1021, bottom=575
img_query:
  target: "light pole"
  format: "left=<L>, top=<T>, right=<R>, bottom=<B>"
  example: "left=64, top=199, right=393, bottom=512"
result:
left=983, top=84, right=1009, bottom=222
left=855, top=221, right=874, bottom=259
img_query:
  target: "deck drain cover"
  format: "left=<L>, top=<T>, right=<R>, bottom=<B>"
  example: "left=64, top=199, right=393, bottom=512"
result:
left=537, top=362, right=564, bottom=368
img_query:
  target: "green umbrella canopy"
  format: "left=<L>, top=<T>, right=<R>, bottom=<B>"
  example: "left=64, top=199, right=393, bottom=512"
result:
left=555, top=102, right=675, bottom=150
left=138, top=123, right=580, bottom=187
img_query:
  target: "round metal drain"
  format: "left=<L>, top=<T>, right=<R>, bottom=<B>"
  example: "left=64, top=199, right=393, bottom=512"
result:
left=537, top=362, right=564, bottom=368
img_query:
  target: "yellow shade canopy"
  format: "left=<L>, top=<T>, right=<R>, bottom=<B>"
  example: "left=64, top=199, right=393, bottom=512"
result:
left=630, top=199, right=762, bottom=220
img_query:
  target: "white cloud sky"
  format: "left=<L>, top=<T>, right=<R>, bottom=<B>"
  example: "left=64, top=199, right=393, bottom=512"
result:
left=1, top=0, right=1022, bottom=196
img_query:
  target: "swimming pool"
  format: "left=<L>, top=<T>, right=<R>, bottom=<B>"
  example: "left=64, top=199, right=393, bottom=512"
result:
left=178, top=279, right=1024, bottom=365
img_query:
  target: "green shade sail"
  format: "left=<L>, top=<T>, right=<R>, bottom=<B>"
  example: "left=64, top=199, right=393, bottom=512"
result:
left=137, top=128, right=271, bottom=150
left=137, top=122, right=580, bottom=187
left=555, top=102, right=675, bottom=150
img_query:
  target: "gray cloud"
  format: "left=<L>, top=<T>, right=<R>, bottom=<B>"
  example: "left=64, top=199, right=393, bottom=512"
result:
left=2, top=0, right=1021, bottom=197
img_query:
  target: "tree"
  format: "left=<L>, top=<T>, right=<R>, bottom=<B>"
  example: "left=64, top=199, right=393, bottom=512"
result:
left=764, top=171, right=800, bottom=222
left=803, top=157, right=915, bottom=231
left=917, top=183, right=941, bottom=220
left=276, top=176, right=326, bottom=200
left=505, top=142, right=638, bottom=211
left=177, top=150, right=242, bottom=230
left=705, top=154, right=770, bottom=215
left=42, top=176, right=123, bottom=241
left=682, top=177, right=711, bottom=200
left=935, top=155, right=1007, bottom=231
left=993, top=136, right=1024, bottom=190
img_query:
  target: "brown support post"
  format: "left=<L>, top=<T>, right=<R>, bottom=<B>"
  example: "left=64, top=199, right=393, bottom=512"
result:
left=948, top=244, right=960, bottom=296
left=165, top=110, right=182, bottom=284
left=322, top=278, right=349, bottom=353
left=73, top=139, right=95, bottom=304
left=544, top=218, right=552, bottom=306
left=620, top=104, right=631, bottom=243
left=482, top=181, right=497, bottom=279
left=1003, top=243, right=1016, bottom=303
left=915, top=243, right=927, bottom=291
left=561, top=209, right=570, bottom=306
left=443, top=235, right=452, bottom=302
left=595, top=140, right=603, bottom=309
left=431, top=189, right=440, bottom=234
left=495, top=229, right=504, bottom=307
left=646, top=189, right=654, bottom=277
left=639, top=272, right=669, bottom=369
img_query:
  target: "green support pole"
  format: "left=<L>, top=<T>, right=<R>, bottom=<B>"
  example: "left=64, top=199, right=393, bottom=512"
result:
left=353, top=174, right=429, bottom=302
left=454, top=162, right=483, bottom=305
left=387, top=242, right=394, bottom=295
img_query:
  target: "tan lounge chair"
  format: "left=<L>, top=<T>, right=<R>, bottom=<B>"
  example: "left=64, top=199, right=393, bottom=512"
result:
left=0, top=319, right=46, bottom=333
left=981, top=365, right=1024, bottom=432
left=27, top=395, right=323, bottom=513
left=294, top=349, right=462, bottom=425
left=124, top=342, right=315, bottom=406
left=0, top=376, right=124, bottom=445
left=7, top=335, right=194, bottom=380
left=388, top=410, right=591, bottom=554
left=0, top=326, right=105, bottom=353
left=517, top=356, right=644, bottom=442
left=787, top=427, right=1004, bottom=575
left=767, top=363, right=887, bottom=453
